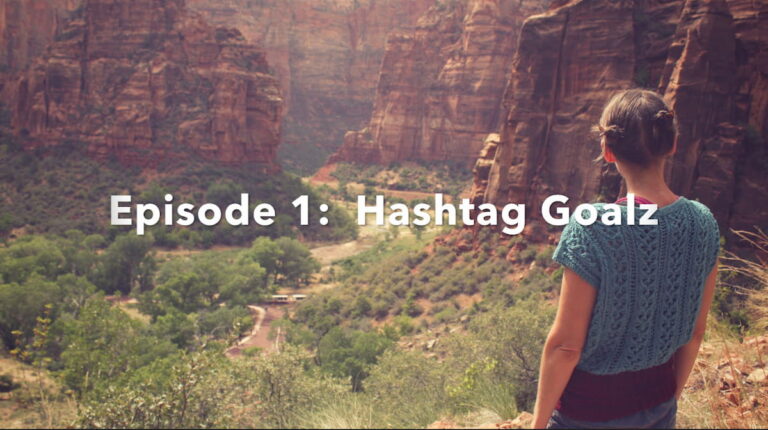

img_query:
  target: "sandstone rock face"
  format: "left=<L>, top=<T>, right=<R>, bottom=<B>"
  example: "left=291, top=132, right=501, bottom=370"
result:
left=718, top=0, right=768, bottom=233
left=188, top=0, right=434, bottom=171
left=471, top=133, right=500, bottom=207
left=473, top=0, right=768, bottom=236
left=4, top=0, right=283, bottom=170
left=0, top=0, right=79, bottom=74
left=329, top=0, right=547, bottom=166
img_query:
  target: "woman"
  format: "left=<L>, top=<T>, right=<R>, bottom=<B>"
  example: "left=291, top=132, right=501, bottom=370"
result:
left=531, top=89, right=720, bottom=429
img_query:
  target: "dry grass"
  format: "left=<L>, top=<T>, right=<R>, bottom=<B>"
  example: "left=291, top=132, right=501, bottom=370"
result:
left=720, top=229, right=768, bottom=331
left=678, top=229, right=768, bottom=429
left=677, top=332, right=767, bottom=429
left=0, top=357, right=76, bottom=428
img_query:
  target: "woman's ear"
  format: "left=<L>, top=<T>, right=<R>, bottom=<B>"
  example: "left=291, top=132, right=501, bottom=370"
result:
left=603, top=141, right=617, bottom=163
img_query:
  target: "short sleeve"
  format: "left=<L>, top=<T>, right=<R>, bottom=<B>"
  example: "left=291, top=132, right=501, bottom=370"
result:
left=692, top=199, right=721, bottom=272
left=552, top=217, right=602, bottom=289
left=706, top=212, right=721, bottom=271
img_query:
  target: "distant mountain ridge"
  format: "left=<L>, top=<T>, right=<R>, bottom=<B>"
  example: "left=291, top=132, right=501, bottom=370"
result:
left=1, top=0, right=283, bottom=171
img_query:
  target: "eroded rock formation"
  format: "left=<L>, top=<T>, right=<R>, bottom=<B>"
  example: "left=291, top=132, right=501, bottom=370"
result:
left=328, top=0, right=547, bottom=166
left=0, top=0, right=79, bottom=74
left=188, top=0, right=435, bottom=171
left=472, top=0, right=767, bottom=235
left=3, top=0, right=283, bottom=170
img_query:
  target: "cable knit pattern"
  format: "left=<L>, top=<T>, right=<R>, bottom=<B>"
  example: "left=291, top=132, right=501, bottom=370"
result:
left=552, top=197, right=720, bottom=375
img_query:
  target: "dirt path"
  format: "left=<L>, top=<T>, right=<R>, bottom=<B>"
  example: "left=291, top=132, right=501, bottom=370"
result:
left=225, top=305, right=286, bottom=358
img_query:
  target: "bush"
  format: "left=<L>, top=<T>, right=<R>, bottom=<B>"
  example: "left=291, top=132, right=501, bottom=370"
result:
left=0, top=374, right=20, bottom=393
left=441, top=298, right=555, bottom=412
left=433, top=306, right=458, bottom=324
left=364, top=350, right=449, bottom=427
left=317, top=328, right=394, bottom=391
left=78, top=346, right=346, bottom=429
left=535, top=246, right=555, bottom=267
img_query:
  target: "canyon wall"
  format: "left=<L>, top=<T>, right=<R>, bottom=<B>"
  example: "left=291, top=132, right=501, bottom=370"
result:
left=328, top=0, right=548, bottom=166
left=3, top=0, right=283, bottom=171
left=0, top=0, right=79, bottom=74
left=472, top=0, right=767, bottom=236
left=187, top=0, right=435, bottom=173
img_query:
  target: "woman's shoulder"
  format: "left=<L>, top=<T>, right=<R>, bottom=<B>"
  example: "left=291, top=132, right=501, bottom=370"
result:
left=559, top=196, right=718, bottom=231
left=666, top=197, right=719, bottom=235
left=682, top=197, right=716, bottom=220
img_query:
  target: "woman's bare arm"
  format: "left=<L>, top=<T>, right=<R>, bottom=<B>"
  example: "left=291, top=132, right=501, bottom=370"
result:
left=531, top=268, right=597, bottom=429
left=673, top=260, right=718, bottom=399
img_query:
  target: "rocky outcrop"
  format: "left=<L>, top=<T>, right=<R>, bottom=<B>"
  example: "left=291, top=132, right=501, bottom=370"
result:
left=188, top=0, right=434, bottom=172
left=471, top=133, right=499, bottom=207
left=0, top=0, right=79, bottom=74
left=473, top=0, right=768, bottom=236
left=719, top=0, right=768, bottom=233
left=4, top=0, right=283, bottom=170
left=481, top=0, right=640, bottom=210
left=328, top=0, right=547, bottom=166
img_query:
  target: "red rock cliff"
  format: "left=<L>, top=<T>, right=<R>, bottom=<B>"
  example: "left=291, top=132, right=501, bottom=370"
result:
left=328, top=0, right=547, bottom=166
left=472, top=0, right=767, bottom=236
left=4, top=0, right=283, bottom=171
left=187, top=0, right=434, bottom=172
left=0, top=0, right=79, bottom=74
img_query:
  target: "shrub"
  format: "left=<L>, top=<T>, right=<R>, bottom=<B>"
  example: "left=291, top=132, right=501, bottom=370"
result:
left=0, top=374, right=20, bottom=393
left=364, top=350, right=449, bottom=427
left=441, top=297, right=555, bottom=412
left=433, top=306, right=458, bottom=324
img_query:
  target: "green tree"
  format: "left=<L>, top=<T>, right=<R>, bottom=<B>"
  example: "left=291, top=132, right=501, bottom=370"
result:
left=205, top=180, right=243, bottom=207
left=57, top=230, right=103, bottom=276
left=243, top=237, right=281, bottom=284
left=58, top=299, right=176, bottom=392
left=443, top=298, right=555, bottom=412
left=410, top=223, right=426, bottom=240
left=218, top=261, right=269, bottom=306
left=57, top=274, right=98, bottom=316
left=93, top=234, right=155, bottom=295
left=351, top=296, right=372, bottom=318
left=274, top=237, right=321, bottom=287
left=0, top=236, right=66, bottom=284
left=317, top=327, right=393, bottom=391
left=196, top=305, right=250, bottom=339
left=0, top=275, right=61, bottom=349
left=138, top=182, right=172, bottom=206
left=242, top=237, right=320, bottom=287
left=152, top=309, right=196, bottom=348
left=139, top=272, right=215, bottom=319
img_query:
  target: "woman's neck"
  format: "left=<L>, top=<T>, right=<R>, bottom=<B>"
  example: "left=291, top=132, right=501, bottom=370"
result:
left=619, top=160, right=679, bottom=207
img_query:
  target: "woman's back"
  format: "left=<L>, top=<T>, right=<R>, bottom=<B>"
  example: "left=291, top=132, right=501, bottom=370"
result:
left=552, top=196, right=720, bottom=375
left=534, top=89, right=721, bottom=429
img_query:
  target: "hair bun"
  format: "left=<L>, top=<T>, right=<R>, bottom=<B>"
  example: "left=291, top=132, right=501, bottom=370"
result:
left=597, top=124, right=625, bottom=140
left=654, top=110, right=674, bottom=120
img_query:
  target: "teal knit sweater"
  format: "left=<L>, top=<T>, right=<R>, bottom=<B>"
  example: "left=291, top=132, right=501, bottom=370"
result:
left=552, top=196, right=720, bottom=375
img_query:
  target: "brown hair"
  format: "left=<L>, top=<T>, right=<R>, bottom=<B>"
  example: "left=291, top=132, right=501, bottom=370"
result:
left=593, top=89, right=676, bottom=167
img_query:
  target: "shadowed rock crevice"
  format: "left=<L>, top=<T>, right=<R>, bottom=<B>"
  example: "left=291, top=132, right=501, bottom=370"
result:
left=328, top=0, right=548, bottom=167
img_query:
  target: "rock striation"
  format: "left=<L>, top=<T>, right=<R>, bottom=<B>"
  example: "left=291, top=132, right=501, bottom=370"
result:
left=188, top=0, right=435, bottom=171
left=328, top=0, right=547, bottom=166
left=3, top=0, right=283, bottom=170
left=472, top=0, right=768, bottom=236
left=0, top=0, right=79, bottom=75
